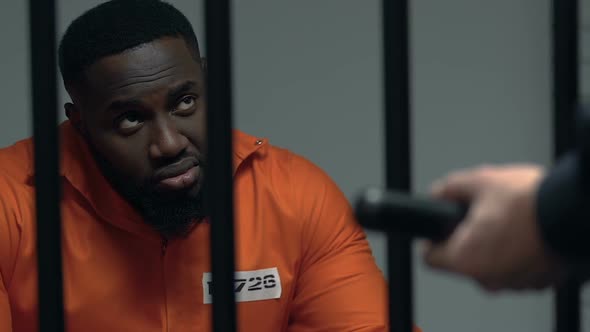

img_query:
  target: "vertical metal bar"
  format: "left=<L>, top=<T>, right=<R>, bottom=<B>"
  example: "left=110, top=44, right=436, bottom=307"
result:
left=382, top=0, right=413, bottom=331
left=555, top=286, right=580, bottom=332
left=204, top=0, right=237, bottom=331
left=552, top=0, right=580, bottom=331
left=28, top=0, right=65, bottom=331
left=553, top=0, right=579, bottom=155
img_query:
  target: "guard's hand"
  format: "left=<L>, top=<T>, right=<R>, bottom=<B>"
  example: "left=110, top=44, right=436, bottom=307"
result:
left=423, top=164, right=566, bottom=292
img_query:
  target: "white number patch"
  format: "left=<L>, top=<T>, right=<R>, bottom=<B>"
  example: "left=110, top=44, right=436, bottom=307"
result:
left=202, top=267, right=282, bottom=304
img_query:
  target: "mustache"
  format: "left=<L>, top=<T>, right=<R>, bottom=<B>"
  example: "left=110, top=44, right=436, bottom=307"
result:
left=147, top=153, right=206, bottom=186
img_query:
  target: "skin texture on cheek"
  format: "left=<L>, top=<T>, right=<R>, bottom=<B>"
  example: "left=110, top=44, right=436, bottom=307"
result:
left=89, top=125, right=152, bottom=188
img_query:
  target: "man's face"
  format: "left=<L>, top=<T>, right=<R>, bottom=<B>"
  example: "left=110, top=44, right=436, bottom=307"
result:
left=67, top=37, right=207, bottom=237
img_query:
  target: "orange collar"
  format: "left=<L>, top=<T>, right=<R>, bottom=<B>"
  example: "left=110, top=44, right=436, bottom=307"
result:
left=29, top=121, right=266, bottom=240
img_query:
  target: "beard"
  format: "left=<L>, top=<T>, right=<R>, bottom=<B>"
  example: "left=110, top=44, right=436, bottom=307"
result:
left=89, top=146, right=206, bottom=238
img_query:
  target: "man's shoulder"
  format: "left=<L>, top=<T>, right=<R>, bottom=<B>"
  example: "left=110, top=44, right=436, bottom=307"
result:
left=240, top=135, right=325, bottom=184
left=0, top=139, right=36, bottom=209
left=0, top=137, right=34, bottom=184
left=238, top=134, right=345, bottom=216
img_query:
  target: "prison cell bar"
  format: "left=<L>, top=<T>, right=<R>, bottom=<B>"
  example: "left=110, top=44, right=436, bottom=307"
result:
left=382, top=0, right=413, bottom=331
left=29, top=0, right=66, bottom=331
left=204, top=1, right=238, bottom=332
left=28, top=0, right=582, bottom=331
left=378, top=0, right=584, bottom=331
left=552, top=0, right=581, bottom=331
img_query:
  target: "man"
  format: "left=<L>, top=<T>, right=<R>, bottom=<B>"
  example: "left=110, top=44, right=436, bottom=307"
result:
left=423, top=107, right=590, bottom=292
left=0, top=1, right=421, bottom=331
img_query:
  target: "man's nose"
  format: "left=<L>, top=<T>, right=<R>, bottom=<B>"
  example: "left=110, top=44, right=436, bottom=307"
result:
left=148, top=118, right=189, bottom=159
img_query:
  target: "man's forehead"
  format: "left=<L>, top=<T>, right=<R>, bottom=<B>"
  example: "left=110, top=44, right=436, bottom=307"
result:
left=82, top=38, right=200, bottom=92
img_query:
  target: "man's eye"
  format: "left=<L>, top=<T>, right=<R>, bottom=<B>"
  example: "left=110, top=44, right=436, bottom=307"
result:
left=117, top=113, right=142, bottom=130
left=175, top=96, right=197, bottom=113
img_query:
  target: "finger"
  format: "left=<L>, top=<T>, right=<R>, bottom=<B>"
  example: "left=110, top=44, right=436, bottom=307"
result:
left=423, top=240, right=454, bottom=272
left=422, top=214, right=473, bottom=271
left=423, top=218, right=480, bottom=276
left=429, top=168, right=472, bottom=196
left=430, top=169, right=487, bottom=202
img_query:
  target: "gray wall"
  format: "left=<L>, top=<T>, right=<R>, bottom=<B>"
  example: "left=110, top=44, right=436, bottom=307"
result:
left=236, top=1, right=555, bottom=330
left=1, top=0, right=586, bottom=331
left=411, top=1, right=553, bottom=331
left=0, top=1, right=31, bottom=144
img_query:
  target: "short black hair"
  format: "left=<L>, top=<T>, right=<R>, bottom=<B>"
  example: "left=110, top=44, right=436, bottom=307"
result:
left=58, top=0, right=200, bottom=85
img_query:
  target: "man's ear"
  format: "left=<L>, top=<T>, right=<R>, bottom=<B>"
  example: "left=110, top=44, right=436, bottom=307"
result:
left=64, top=102, right=86, bottom=135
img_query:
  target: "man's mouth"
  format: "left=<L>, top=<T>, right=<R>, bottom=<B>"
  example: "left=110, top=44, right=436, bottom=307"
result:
left=153, top=158, right=200, bottom=191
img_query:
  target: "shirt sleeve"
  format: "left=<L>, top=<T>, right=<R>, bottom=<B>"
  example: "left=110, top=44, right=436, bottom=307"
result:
left=286, top=154, right=421, bottom=332
left=0, top=274, right=12, bottom=332
left=0, top=175, right=20, bottom=332
left=537, top=152, right=590, bottom=261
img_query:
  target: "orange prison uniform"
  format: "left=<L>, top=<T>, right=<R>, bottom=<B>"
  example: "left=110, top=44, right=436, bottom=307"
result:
left=0, top=121, right=421, bottom=331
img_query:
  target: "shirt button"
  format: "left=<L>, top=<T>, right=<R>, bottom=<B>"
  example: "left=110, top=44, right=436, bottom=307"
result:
left=255, top=139, right=263, bottom=146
